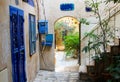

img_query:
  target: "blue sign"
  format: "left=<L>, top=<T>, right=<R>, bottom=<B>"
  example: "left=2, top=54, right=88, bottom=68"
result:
left=60, top=3, right=74, bottom=11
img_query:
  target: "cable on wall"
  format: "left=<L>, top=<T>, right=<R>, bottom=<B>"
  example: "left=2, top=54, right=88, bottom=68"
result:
left=37, top=0, right=51, bottom=67
left=36, top=0, right=47, bottom=67
left=40, top=0, right=47, bottom=21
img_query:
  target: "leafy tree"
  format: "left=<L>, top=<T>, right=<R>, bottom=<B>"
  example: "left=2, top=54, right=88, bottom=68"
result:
left=82, top=0, right=120, bottom=81
left=83, top=0, right=114, bottom=57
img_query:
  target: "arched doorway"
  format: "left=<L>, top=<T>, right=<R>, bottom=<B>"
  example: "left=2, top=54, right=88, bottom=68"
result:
left=54, top=16, right=80, bottom=72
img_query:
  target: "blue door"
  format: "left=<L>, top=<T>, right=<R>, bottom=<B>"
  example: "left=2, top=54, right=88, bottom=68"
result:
left=10, top=6, right=26, bottom=82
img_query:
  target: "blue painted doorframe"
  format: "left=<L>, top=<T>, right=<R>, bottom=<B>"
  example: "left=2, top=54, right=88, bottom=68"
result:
left=10, top=6, right=26, bottom=82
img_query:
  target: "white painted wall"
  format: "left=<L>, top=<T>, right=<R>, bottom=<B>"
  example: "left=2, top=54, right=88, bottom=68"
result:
left=0, top=69, right=8, bottom=82
left=0, top=0, right=40, bottom=82
left=39, top=0, right=119, bottom=70
left=39, top=0, right=89, bottom=70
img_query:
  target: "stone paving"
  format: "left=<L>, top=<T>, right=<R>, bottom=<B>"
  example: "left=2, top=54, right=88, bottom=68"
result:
left=55, top=51, right=79, bottom=72
left=33, top=70, right=80, bottom=82
left=33, top=51, right=82, bottom=82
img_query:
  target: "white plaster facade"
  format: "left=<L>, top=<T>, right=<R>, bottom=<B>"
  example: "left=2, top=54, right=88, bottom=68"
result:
left=39, top=0, right=120, bottom=71
left=0, top=0, right=40, bottom=82
left=39, top=0, right=94, bottom=70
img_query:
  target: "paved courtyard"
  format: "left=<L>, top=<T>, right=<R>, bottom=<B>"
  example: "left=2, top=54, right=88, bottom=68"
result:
left=55, top=51, right=79, bottom=72
left=33, top=70, right=80, bottom=82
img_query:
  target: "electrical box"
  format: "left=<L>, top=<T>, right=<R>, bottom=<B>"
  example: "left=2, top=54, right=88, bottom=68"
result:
left=38, top=20, right=48, bottom=34
left=46, top=34, right=53, bottom=42
left=42, top=34, right=53, bottom=46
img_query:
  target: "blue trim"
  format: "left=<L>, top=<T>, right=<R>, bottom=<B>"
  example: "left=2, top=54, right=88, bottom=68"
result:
left=29, top=14, right=36, bottom=55
left=23, top=0, right=34, bottom=7
left=28, top=0, right=34, bottom=7
left=42, top=42, right=52, bottom=46
left=60, top=3, right=74, bottom=11
left=9, top=6, right=26, bottom=82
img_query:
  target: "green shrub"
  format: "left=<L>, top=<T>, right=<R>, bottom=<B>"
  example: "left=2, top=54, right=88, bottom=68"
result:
left=64, top=32, right=80, bottom=58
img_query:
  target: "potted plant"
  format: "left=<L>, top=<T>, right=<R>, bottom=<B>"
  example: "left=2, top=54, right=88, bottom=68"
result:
left=106, top=55, right=120, bottom=82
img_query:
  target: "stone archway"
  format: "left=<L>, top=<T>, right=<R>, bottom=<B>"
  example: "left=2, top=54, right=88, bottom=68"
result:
left=54, top=16, right=80, bottom=72
left=54, top=16, right=79, bottom=50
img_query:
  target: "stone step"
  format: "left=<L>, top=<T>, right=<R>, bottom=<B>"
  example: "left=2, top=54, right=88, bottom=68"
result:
left=106, top=38, right=120, bottom=52
left=79, top=72, right=89, bottom=80
left=86, top=65, right=95, bottom=75
left=111, top=45, right=120, bottom=55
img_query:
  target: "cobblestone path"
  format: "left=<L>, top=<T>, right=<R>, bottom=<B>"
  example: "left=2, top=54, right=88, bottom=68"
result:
left=33, top=70, right=80, bottom=82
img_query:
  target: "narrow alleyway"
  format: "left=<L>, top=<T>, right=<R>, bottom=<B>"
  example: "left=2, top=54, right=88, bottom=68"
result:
left=33, top=70, right=80, bottom=82
left=33, top=51, right=81, bottom=82
left=55, top=51, right=79, bottom=72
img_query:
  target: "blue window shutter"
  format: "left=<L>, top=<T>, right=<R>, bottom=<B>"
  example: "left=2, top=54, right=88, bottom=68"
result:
left=29, top=14, right=36, bottom=55
left=29, top=14, right=32, bottom=55
left=10, top=6, right=19, bottom=82
left=10, top=6, right=26, bottom=82
left=28, top=0, right=34, bottom=6
left=18, top=9, right=27, bottom=82
left=23, top=0, right=34, bottom=7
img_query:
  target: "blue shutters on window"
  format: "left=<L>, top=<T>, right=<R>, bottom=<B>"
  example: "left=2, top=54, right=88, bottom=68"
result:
left=29, top=14, right=36, bottom=55
left=28, top=0, right=34, bottom=6
left=23, top=0, right=34, bottom=7
left=10, top=6, right=26, bottom=82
